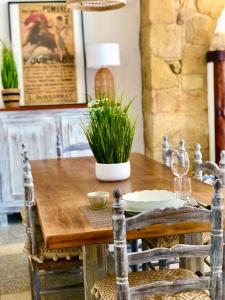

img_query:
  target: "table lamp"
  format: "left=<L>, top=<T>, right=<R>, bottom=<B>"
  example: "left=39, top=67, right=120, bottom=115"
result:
left=66, top=0, right=126, bottom=11
left=86, top=43, right=120, bottom=98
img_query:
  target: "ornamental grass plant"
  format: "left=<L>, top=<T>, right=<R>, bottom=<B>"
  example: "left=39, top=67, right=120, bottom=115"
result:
left=1, top=43, right=18, bottom=89
left=83, top=95, right=136, bottom=164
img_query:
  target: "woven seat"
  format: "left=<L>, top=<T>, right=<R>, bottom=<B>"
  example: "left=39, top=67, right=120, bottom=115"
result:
left=23, top=226, right=81, bottom=263
left=146, top=232, right=210, bottom=249
left=91, top=269, right=210, bottom=300
left=21, top=207, right=81, bottom=263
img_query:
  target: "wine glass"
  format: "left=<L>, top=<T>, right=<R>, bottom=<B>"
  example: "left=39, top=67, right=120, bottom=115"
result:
left=171, top=149, right=190, bottom=202
left=170, top=149, right=190, bottom=178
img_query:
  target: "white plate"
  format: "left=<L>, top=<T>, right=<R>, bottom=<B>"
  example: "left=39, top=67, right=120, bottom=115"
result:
left=122, top=190, right=184, bottom=212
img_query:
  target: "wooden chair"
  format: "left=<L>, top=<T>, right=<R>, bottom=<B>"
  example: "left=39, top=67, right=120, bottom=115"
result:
left=194, top=145, right=225, bottom=186
left=194, top=144, right=203, bottom=181
left=56, top=133, right=90, bottom=158
left=21, top=144, right=84, bottom=300
left=162, top=135, right=172, bottom=167
left=162, top=136, right=186, bottom=167
left=143, top=137, right=187, bottom=269
left=91, top=174, right=224, bottom=299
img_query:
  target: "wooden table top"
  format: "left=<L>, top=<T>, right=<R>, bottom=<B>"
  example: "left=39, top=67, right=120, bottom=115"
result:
left=31, top=153, right=221, bottom=249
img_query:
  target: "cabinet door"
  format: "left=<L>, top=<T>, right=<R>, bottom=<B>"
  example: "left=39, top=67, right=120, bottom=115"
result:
left=0, top=116, right=56, bottom=211
left=60, top=114, right=93, bottom=157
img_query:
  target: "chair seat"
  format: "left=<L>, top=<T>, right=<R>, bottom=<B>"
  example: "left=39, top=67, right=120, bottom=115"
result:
left=146, top=232, right=210, bottom=249
left=23, top=225, right=82, bottom=264
left=91, top=269, right=210, bottom=300
left=21, top=207, right=82, bottom=263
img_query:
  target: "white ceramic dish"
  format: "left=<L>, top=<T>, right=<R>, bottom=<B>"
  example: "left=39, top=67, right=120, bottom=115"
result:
left=122, top=190, right=184, bottom=212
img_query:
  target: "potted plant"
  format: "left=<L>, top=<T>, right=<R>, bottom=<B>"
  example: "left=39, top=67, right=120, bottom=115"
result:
left=83, top=95, right=136, bottom=181
left=1, top=42, right=19, bottom=108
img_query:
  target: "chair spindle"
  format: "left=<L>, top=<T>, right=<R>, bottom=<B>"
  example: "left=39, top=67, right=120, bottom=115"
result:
left=162, top=136, right=170, bottom=167
left=211, top=179, right=223, bottom=300
left=21, top=144, right=38, bottom=256
left=112, top=189, right=130, bottom=300
left=195, top=144, right=203, bottom=181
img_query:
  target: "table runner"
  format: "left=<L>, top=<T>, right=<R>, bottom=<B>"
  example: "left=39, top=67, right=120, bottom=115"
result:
left=80, top=203, right=113, bottom=228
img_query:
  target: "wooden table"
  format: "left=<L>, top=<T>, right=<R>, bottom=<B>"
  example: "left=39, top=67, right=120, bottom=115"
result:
left=31, top=153, right=223, bottom=299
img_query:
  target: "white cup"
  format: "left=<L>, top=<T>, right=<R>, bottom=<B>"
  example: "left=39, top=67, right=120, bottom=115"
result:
left=87, top=191, right=109, bottom=209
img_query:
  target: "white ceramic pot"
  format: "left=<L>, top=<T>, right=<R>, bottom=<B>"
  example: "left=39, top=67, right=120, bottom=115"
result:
left=95, top=161, right=131, bottom=181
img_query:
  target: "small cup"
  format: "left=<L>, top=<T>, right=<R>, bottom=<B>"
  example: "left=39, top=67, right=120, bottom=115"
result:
left=87, top=191, right=109, bottom=209
left=174, top=176, right=192, bottom=202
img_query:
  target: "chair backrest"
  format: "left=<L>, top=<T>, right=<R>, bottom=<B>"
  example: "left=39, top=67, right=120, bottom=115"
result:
left=195, top=146, right=225, bottom=185
left=162, top=136, right=186, bottom=167
left=21, top=144, right=38, bottom=256
left=112, top=169, right=224, bottom=299
left=194, top=144, right=203, bottom=180
left=56, top=134, right=90, bottom=158
left=162, top=136, right=171, bottom=166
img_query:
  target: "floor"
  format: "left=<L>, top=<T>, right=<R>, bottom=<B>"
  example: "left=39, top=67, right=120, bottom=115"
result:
left=0, top=214, right=84, bottom=300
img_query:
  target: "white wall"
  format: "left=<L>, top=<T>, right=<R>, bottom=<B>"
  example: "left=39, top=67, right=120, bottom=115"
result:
left=0, top=0, right=144, bottom=153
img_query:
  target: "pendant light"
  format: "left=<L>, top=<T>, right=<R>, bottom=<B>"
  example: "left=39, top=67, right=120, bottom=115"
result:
left=66, top=0, right=126, bottom=11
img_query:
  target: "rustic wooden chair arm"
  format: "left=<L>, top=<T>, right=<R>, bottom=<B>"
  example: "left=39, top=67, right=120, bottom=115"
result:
left=201, top=161, right=221, bottom=178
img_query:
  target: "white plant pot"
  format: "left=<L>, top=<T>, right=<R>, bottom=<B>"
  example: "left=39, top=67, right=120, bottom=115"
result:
left=95, top=161, right=131, bottom=182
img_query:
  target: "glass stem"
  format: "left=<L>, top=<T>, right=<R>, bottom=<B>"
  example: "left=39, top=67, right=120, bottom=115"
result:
left=179, top=176, right=182, bottom=196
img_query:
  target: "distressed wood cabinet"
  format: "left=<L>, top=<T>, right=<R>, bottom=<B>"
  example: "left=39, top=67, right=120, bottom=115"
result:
left=0, top=108, right=91, bottom=225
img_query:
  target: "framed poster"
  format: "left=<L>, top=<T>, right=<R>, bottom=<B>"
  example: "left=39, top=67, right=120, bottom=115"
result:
left=8, top=1, right=87, bottom=106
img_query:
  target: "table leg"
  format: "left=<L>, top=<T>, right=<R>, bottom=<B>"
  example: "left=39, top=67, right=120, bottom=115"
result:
left=179, top=233, right=204, bottom=275
left=82, top=244, right=108, bottom=300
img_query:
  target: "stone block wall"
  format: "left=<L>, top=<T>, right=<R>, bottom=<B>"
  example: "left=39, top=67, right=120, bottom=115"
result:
left=140, top=0, right=225, bottom=165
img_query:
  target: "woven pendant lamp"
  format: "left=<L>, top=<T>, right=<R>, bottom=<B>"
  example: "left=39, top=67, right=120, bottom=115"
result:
left=66, top=0, right=126, bottom=11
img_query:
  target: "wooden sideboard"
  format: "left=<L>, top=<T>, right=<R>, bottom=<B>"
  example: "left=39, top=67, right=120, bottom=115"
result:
left=0, top=108, right=92, bottom=226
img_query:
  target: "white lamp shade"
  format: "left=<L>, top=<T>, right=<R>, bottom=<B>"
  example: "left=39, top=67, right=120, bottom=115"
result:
left=86, top=43, right=120, bottom=68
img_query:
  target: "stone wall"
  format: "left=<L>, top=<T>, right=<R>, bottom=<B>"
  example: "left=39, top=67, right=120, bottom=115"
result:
left=140, top=0, right=225, bottom=165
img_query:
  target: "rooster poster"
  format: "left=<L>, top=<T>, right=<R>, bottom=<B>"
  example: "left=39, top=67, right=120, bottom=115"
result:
left=18, top=2, right=79, bottom=105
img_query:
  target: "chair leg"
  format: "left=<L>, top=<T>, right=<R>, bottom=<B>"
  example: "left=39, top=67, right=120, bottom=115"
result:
left=28, top=260, right=41, bottom=300
left=142, top=239, right=150, bottom=271
left=130, top=240, right=138, bottom=272
left=159, top=259, right=167, bottom=269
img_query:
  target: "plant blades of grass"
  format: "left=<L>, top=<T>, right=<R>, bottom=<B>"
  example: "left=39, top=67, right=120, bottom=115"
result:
left=83, top=96, right=136, bottom=164
left=1, top=43, right=18, bottom=89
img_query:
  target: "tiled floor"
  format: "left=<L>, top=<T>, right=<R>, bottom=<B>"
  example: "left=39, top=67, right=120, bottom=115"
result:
left=0, top=243, right=24, bottom=256
left=1, top=291, right=32, bottom=300
left=0, top=214, right=84, bottom=300
left=0, top=215, right=30, bottom=299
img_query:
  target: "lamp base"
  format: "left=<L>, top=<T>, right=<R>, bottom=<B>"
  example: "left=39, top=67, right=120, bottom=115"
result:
left=95, top=67, right=115, bottom=99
